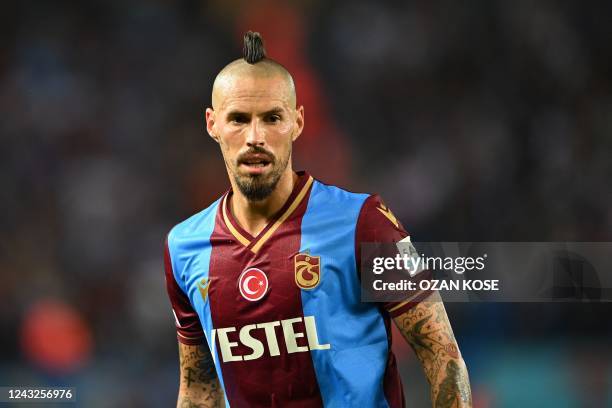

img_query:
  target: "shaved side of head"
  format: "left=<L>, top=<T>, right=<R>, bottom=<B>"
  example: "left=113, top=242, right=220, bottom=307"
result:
left=211, top=31, right=296, bottom=110
left=211, top=59, right=296, bottom=110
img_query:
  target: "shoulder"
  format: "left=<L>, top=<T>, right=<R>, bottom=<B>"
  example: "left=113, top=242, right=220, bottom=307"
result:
left=309, top=178, right=369, bottom=208
left=358, top=194, right=405, bottom=230
left=308, top=179, right=406, bottom=238
left=310, top=179, right=402, bottom=225
left=302, top=179, right=371, bottom=229
left=167, top=196, right=223, bottom=252
left=355, top=193, right=408, bottom=243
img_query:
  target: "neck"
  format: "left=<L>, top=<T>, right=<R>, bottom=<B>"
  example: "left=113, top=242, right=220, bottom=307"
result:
left=229, top=168, right=298, bottom=237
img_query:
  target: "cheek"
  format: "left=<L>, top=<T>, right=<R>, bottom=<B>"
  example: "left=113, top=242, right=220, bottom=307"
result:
left=270, top=136, right=294, bottom=162
left=267, top=122, right=295, bottom=147
left=276, top=121, right=294, bottom=135
left=218, top=127, right=244, bottom=152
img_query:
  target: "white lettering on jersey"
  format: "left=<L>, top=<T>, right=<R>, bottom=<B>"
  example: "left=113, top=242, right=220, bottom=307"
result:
left=217, top=327, right=242, bottom=363
left=211, top=315, right=330, bottom=363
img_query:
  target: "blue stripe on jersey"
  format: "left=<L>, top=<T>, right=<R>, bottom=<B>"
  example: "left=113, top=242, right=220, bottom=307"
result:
left=299, top=181, right=391, bottom=408
left=167, top=198, right=230, bottom=408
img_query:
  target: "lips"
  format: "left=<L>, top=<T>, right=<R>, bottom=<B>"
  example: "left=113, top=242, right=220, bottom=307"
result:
left=240, top=158, right=270, bottom=167
left=237, top=152, right=274, bottom=175
left=238, top=153, right=273, bottom=167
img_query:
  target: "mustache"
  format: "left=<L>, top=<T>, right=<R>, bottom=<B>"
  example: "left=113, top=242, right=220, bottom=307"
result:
left=236, top=146, right=276, bottom=164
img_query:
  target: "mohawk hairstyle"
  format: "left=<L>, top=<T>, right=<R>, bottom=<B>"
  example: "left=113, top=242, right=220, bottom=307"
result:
left=243, top=31, right=266, bottom=64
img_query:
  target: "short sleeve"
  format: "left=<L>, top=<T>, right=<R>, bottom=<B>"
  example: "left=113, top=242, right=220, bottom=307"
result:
left=164, top=237, right=205, bottom=345
left=355, top=194, right=432, bottom=317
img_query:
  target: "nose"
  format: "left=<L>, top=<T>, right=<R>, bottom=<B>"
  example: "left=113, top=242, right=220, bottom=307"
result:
left=245, top=119, right=265, bottom=147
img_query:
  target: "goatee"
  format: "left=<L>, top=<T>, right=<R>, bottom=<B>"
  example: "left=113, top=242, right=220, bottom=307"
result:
left=233, top=147, right=290, bottom=201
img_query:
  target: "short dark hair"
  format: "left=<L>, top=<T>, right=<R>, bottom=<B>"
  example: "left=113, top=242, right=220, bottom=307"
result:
left=243, top=31, right=266, bottom=64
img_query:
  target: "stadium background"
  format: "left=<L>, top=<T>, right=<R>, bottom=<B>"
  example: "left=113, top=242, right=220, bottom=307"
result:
left=1, top=0, right=611, bottom=406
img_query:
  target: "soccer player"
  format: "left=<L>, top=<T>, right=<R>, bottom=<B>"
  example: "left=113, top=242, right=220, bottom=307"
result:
left=164, top=32, right=471, bottom=407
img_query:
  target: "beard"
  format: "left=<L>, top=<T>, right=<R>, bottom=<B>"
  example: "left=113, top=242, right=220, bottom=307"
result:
left=231, top=146, right=290, bottom=201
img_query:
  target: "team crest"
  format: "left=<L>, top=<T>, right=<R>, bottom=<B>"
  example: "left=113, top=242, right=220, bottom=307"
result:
left=238, top=268, right=269, bottom=302
left=295, top=253, right=321, bottom=290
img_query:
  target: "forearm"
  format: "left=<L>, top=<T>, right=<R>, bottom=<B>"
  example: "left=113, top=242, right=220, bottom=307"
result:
left=424, top=349, right=470, bottom=407
left=394, top=292, right=472, bottom=407
left=177, top=342, right=224, bottom=408
left=177, top=381, right=222, bottom=408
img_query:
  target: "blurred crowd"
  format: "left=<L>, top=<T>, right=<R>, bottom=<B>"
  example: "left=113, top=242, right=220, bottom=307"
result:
left=1, top=0, right=611, bottom=406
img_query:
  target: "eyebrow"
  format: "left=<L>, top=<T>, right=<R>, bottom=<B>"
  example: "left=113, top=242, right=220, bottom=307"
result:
left=226, top=110, right=248, bottom=119
left=225, top=107, right=285, bottom=118
left=260, top=107, right=284, bottom=116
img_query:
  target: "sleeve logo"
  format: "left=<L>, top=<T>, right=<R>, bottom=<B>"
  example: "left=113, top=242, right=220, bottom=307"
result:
left=197, top=278, right=211, bottom=302
left=376, top=204, right=399, bottom=229
left=295, top=253, right=321, bottom=290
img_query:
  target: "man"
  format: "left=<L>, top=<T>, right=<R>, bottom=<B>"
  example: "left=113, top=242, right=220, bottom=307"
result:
left=164, top=31, right=471, bottom=407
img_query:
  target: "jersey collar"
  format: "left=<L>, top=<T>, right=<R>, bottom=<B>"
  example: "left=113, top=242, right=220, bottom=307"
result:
left=221, top=171, right=314, bottom=253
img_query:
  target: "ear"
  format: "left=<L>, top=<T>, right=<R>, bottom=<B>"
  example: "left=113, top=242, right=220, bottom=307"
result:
left=292, top=105, right=304, bottom=142
left=205, top=107, right=219, bottom=143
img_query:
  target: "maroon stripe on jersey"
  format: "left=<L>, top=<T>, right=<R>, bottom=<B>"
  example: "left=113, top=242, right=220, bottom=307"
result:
left=207, top=176, right=323, bottom=407
left=386, top=287, right=434, bottom=318
left=164, top=237, right=205, bottom=345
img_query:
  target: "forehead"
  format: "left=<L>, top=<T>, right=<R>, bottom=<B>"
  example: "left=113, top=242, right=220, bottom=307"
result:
left=216, top=74, right=293, bottom=112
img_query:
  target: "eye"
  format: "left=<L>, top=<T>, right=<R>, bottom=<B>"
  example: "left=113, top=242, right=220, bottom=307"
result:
left=266, top=114, right=281, bottom=123
left=229, top=114, right=249, bottom=124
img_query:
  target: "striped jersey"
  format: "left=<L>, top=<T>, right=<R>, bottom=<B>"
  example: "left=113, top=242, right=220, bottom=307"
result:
left=164, top=171, right=428, bottom=407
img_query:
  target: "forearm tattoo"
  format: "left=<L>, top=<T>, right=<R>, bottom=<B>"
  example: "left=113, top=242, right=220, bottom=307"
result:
left=177, top=342, right=223, bottom=408
left=394, top=293, right=472, bottom=407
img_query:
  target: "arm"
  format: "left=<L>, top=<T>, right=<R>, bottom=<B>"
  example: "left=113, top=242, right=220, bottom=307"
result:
left=164, top=238, right=222, bottom=406
left=177, top=341, right=223, bottom=408
left=393, top=291, right=472, bottom=408
left=352, top=195, right=471, bottom=405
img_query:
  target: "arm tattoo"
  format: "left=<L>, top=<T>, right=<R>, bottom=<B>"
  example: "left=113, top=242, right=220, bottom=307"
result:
left=435, top=360, right=472, bottom=408
left=394, top=292, right=472, bottom=407
left=177, top=342, right=223, bottom=408
left=179, top=397, right=211, bottom=408
left=180, top=343, right=218, bottom=386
